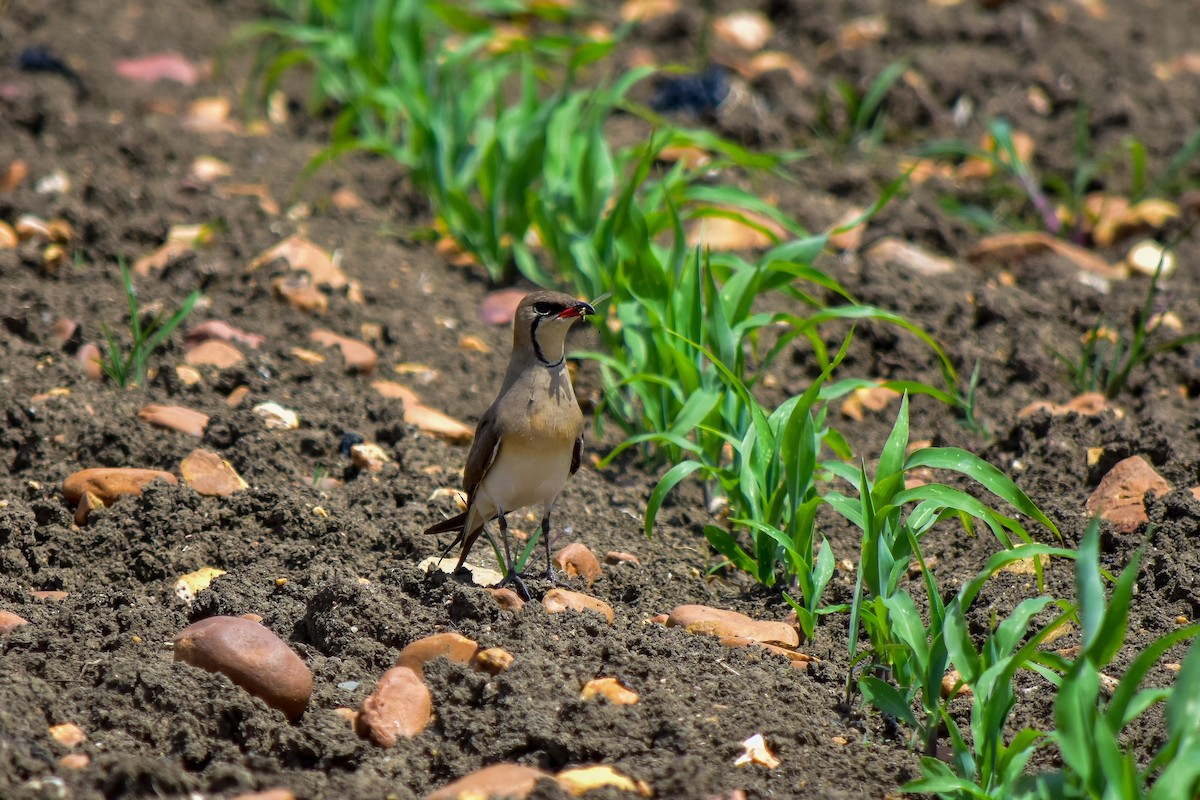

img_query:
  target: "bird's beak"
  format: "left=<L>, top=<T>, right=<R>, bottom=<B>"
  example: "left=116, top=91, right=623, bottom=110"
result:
left=556, top=301, right=595, bottom=320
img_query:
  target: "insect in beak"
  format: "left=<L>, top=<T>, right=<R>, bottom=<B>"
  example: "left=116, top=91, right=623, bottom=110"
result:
left=556, top=300, right=596, bottom=320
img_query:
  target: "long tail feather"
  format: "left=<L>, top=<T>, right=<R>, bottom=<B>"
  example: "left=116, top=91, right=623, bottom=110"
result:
left=423, top=511, right=468, bottom=536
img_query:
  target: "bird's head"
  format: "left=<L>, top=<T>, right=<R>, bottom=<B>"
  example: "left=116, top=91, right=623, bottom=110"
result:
left=513, top=291, right=595, bottom=367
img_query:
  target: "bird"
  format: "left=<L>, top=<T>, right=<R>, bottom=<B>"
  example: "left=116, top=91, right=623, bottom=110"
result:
left=424, top=290, right=595, bottom=597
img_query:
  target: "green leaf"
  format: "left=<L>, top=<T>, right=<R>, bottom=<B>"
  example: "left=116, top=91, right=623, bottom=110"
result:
left=703, top=525, right=758, bottom=576
left=1165, top=634, right=1200, bottom=743
left=860, top=675, right=919, bottom=730
left=883, top=591, right=929, bottom=672
left=905, top=757, right=992, bottom=797
left=906, top=447, right=1060, bottom=541
left=943, top=599, right=982, bottom=686
left=1149, top=737, right=1200, bottom=800
left=1055, top=662, right=1101, bottom=792
left=1076, top=517, right=1105, bottom=658
left=876, top=393, right=910, bottom=483
left=644, top=461, right=706, bottom=538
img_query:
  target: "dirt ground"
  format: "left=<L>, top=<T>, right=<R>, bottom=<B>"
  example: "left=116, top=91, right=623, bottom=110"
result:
left=2, top=1, right=1200, bottom=798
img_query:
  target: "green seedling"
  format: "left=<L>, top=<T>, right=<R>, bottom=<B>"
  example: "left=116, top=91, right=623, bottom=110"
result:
left=637, top=331, right=855, bottom=641
left=1033, top=520, right=1200, bottom=799
left=99, top=263, right=199, bottom=388
left=924, top=111, right=1200, bottom=241
left=909, top=519, right=1200, bottom=799
left=816, top=59, right=909, bottom=153
left=906, top=537, right=1079, bottom=798
left=923, top=118, right=1060, bottom=235
left=827, top=394, right=1058, bottom=754
left=1052, top=240, right=1200, bottom=398
left=1140, top=127, right=1200, bottom=200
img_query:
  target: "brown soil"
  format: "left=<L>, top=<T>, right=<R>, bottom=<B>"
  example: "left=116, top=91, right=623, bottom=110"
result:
left=2, top=1, right=1199, bottom=799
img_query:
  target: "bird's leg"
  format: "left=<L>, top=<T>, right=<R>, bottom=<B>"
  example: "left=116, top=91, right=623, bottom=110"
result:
left=540, top=508, right=560, bottom=584
left=494, top=509, right=530, bottom=600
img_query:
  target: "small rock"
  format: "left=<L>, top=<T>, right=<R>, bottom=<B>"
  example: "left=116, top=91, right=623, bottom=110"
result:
left=59, top=753, right=90, bottom=769
left=1018, top=392, right=1123, bottom=419
left=0, top=159, right=28, bottom=192
left=543, top=589, right=614, bottom=624
left=486, top=587, right=525, bottom=611
left=719, top=636, right=817, bottom=669
left=480, top=289, right=526, bottom=325
left=967, top=231, right=1124, bottom=279
left=0, top=610, right=30, bottom=634
left=185, top=340, right=245, bottom=369
left=1126, top=239, right=1175, bottom=278
left=471, top=647, right=515, bottom=675
left=253, top=402, right=300, bottom=430
left=350, top=443, right=390, bottom=472
left=187, top=156, right=232, bottom=183
left=76, top=343, right=103, bottom=381
left=713, top=10, right=773, bottom=50
left=332, top=187, right=364, bottom=210
left=63, top=468, right=177, bottom=524
left=372, top=381, right=474, bottom=444
left=291, top=347, right=326, bottom=364
left=173, top=616, right=312, bottom=721
left=174, top=566, right=227, bottom=605
left=52, top=318, right=78, bottom=346
left=48, top=723, right=86, bottom=747
left=139, top=404, right=210, bottom=437
left=1085, top=455, right=1171, bottom=533
left=734, top=733, right=780, bottom=769
left=249, top=235, right=347, bottom=288
left=686, top=209, right=786, bottom=251
left=175, top=365, right=203, bottom=385
left=180, top=449, right=249, bottom=496
left=865, top=238, right=956, bottom=276
left=666, top=605, right=799, bottom=647
left=395, top=633, right=480, bottom=675
left=827, top=206, right=867, bottom=251
left=271, top=273, right=328, bottom=314
left=1000, top=553, right=1050, bottom=575
left=356, top=665, right=432, bottom=746
left=458, top=334, right=491, bottom=353
left=604, top=551, right=641, bottom=567
left=418, top=556, right=504, bottom=587
left=425, top=763, right=551, bottom=800
left=556, top=765, right=653, bottom=798
left=310, top=329, right=377, bottom=374
left=941, top=669, right=971, bottom=699
left=185, top=320, right=265, bottom=350
left=394, top=362, right=440, bottom=385
left=553, top=543, right=602, bottom=588
left=229, top=791, right=295, bottom=800
left=840, top=384, right=901, bottom=421
left=227, top=386, right=251, bottom=407
left=581, top=677, right=639, bottom=705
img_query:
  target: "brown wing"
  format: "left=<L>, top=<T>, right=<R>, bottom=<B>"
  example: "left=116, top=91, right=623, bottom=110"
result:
left=570, top=433, right=583, bottom=476
left=462, top=407, right=502, bottom=497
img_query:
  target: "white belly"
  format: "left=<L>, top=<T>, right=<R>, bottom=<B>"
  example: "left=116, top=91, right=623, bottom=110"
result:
left=473, top=438, right=574, bottom=519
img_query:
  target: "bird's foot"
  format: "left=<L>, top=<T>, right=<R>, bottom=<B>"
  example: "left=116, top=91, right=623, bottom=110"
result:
left=496, top=570, right=532, bottom=601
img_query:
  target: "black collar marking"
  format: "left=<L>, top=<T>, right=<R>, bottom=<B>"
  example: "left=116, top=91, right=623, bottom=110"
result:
left=530, top=315, right=563, bottom=368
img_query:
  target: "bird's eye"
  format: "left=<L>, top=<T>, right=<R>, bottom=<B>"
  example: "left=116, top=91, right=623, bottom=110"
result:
left=533, top=301, right=557, bottom=316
